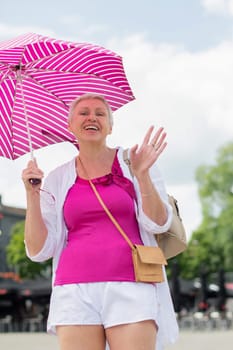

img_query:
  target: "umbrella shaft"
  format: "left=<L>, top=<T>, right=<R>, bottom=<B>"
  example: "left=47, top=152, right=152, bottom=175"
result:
left=17, top=69, right=34, bottom=159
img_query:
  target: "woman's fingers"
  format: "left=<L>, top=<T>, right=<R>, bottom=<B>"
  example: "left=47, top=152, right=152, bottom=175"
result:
left=153, top=141, right=167, bottom=158
left=22, top=159, right=44, bottom=188
left=129, top=126, right=167, bottom=176
left=140, top=126, right=166, bottom=150
left=150, top=127, right=165, bottom=145
left=141, top=126, right=154, bottom=148
left=130, top=144, right=138, bottom=156
left=139, top=126, right=167, bottom=155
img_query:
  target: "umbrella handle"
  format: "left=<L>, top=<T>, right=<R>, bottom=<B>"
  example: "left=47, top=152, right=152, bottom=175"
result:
left=29, top=178, right=41, bottom=186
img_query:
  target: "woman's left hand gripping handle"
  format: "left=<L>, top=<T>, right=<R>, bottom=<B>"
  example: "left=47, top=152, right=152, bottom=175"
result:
left=22, top=158, right=44, bottom=190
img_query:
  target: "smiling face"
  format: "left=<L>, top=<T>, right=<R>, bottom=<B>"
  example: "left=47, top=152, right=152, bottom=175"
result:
left=68, top=97, right=113, bottom=144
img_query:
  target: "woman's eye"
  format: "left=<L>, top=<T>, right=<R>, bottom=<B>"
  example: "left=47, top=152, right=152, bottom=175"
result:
left=96, top=112, right=106, bottom=117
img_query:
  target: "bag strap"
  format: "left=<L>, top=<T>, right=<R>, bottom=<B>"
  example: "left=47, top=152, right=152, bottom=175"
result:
left=78, top=156, right=135, bottom=250
left=123, top=149, right=133, bottom=177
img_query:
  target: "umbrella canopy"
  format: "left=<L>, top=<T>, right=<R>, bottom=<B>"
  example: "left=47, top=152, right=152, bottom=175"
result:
left=0, top=33, right=135, bottom=160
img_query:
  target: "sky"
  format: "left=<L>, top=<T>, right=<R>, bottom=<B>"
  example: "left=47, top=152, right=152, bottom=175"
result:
left=0, top=0, right=233, bottom=240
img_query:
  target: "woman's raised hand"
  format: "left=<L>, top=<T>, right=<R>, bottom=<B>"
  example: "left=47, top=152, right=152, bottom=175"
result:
left=130, top=126, right=167, bottom=179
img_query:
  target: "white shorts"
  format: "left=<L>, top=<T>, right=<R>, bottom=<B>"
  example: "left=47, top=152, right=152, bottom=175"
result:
left=47, top=281, right=159, bottom=334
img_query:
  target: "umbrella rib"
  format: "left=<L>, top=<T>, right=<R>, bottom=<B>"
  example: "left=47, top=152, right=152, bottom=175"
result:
left=0, top=69, right=19, bottom=159
left=0, top=69, right=10, bottom=83
left=16, top=69, right=34, bottom=159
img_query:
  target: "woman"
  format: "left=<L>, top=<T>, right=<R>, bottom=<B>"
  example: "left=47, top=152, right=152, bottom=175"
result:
left=22, top=93, right=178, bottom=350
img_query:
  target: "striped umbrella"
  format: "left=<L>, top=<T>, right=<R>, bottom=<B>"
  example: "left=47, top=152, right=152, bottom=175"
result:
left=0, top=33, right=135, bottom=160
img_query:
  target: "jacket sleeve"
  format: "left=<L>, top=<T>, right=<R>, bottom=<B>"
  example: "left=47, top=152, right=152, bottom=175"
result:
left=25, top=170, right=61, bottom=262
left=133, top=163, right=173, bottom=234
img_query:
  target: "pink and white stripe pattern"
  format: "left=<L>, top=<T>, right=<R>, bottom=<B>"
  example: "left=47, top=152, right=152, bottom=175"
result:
left=0, top=33, right=135, bottom=159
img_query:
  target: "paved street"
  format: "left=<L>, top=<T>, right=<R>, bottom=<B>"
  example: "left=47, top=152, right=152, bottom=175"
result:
left=0, top=331, right=232, bottom=350
left=165, top=330, right=233, bottom=350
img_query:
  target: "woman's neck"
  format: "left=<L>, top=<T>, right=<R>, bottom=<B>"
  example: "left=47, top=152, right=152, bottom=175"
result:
left=76, top=144, right=116, bottom=179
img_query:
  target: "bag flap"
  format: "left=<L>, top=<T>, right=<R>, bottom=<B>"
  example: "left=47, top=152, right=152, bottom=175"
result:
left=134, top=245, right=167, bottom=265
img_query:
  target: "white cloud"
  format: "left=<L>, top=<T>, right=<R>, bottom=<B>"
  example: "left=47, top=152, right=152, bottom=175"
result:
left=201, top=0, right=233, bottom=16
left=59, top=15, right=107, bottom=36
left=0, top=23, right=56, bottom=41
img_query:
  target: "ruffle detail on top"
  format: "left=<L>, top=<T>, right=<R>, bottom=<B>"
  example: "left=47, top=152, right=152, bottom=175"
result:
left=78, top=150, right=136, bottom=201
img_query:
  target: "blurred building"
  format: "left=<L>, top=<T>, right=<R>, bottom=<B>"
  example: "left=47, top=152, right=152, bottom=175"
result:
left=0, top=195, right=25, bottom=272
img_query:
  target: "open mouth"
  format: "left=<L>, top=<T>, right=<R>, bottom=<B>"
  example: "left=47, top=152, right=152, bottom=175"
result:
left=84, top=125, right=99, bottom=131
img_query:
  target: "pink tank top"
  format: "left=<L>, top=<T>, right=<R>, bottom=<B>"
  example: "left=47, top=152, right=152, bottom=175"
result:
left=54, top=151, right=143, bottom=285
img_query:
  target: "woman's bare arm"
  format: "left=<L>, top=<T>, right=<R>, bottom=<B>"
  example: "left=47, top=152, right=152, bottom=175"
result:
left=22, top=159, right=48, bottom=256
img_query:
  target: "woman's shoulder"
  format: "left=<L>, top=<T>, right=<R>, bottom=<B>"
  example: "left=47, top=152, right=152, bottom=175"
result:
left=49, top=158, right=75, bottom=176
left=44, top=157, right=76, bottom=189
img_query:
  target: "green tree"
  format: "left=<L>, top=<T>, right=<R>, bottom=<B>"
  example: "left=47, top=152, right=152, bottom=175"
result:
left=6, top=220, right=51, bottom=279
left=177, top=142, right=233, bottom=279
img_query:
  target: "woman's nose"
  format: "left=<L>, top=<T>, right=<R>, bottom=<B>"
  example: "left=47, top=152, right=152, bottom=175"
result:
left=88, top=113, right=97, bottom=121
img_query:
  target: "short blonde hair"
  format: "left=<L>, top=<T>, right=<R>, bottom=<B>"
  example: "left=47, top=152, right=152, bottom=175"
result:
left=68, top=93, right=113, bottom=127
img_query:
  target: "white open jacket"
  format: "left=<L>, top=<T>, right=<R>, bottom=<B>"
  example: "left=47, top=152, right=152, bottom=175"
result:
left=25, top=147, right=179, bottom=349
